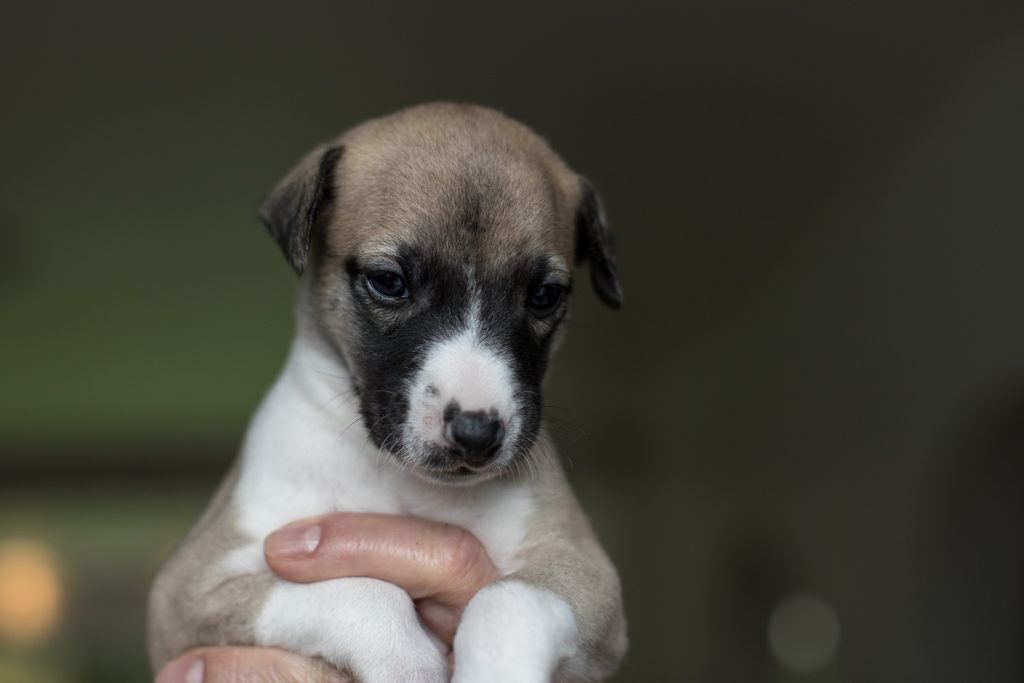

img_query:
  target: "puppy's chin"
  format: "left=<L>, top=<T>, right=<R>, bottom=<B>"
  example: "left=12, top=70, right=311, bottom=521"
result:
left=387, top=441, right=518, bottom=487
left=409, top=465, right=499, bottom=487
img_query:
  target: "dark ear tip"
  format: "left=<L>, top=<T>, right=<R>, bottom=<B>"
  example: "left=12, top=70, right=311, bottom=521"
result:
left=260, top=144, right=343, bottom=276
left=256, top=206, right=274, bottom=242
left=595, top=276, right=624, bottom=310
left=256, top=200, right=273, bottom=231
left=289, top=252, right=308, bottom=276
left=257, top=205, right=306, bottom=275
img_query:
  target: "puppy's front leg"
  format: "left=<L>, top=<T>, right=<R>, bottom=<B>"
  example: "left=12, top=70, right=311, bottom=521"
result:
left=452, top=485, right=627, bottom=681
left=452, top=579, right=581, bottom=682
left=255, top=576, right=450, bottom=683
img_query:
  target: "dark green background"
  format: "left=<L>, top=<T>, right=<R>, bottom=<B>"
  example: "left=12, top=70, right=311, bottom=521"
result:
left=2, top=1, right=1023, bottom=681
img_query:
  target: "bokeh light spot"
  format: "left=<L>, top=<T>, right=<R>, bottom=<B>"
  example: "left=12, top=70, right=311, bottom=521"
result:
left=767, top=593, right=841, bottom=674
left=0, top=538, right=63, bottom=646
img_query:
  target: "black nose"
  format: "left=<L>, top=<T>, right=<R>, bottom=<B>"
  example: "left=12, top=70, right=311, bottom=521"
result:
left=445, top=409, right=505, bottom=463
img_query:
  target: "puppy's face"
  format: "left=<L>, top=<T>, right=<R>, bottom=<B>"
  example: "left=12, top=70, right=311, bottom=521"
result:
left=260, top=104, right=621, bottom=484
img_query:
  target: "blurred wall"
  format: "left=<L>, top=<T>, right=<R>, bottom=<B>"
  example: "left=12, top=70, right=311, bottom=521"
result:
left=1, top=1, right=1023, bottom=681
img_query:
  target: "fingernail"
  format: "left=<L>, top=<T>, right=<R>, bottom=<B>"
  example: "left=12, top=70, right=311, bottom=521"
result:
left=157, top=656, right=203, bottom=683
left=265, top=522, right=322, bottom=559
left=185, top=660, right=204, bottom=683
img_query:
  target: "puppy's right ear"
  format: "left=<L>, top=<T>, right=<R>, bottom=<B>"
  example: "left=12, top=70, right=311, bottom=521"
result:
left=259, top=144, right=343, bottom=275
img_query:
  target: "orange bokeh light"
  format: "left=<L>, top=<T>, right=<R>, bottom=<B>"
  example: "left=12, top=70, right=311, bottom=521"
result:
left=0, top=538, right=62, bottom=646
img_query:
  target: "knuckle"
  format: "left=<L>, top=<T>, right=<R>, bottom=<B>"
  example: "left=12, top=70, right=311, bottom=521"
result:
left=437, top=524, right=491, bottom=585
left=200, top=647, right=347, bottom=683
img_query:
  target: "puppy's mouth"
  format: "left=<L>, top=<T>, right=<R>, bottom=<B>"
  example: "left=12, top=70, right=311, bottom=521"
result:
left=407, top=444, right=511, bottom=484
left=432, top=463, right=492, bottom=482
left=404, top=462, right=501, bottom=485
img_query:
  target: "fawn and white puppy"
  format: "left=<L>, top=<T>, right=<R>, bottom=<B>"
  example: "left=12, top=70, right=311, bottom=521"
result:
left=147, top=102, right=627, bottom=682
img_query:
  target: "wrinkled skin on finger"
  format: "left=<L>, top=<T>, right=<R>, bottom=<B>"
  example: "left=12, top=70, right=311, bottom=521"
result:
left=155, top=646, right=351, bottom=683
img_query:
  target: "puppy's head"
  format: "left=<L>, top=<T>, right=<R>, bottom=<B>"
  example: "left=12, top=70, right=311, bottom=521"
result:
left=260, top=103, right=621, bottom=484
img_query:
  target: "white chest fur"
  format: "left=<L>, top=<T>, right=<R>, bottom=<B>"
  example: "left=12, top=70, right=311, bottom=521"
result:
left=228, top=336, right=536, bottom=575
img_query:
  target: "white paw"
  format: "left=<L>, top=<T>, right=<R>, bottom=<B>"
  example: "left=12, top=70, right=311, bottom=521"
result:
left=346, top=621, right=448, bottom=683
left=256, top=576, right=448, bottom=683
left=353, top=657, right=449, bottom=683
left=452, top=580, right=579, bottom=683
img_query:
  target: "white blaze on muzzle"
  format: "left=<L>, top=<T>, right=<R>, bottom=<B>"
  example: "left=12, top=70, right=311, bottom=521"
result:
left=406, top=326, right=518, bottom=458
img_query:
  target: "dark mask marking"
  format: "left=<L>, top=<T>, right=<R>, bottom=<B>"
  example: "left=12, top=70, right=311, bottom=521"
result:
left=342, top=243, right=567, bottom=464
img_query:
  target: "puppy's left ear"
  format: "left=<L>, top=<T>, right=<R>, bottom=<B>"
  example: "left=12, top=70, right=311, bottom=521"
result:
left=575, top=177, right=623, bottom=309
left=259, top=144, right=344, bottom=275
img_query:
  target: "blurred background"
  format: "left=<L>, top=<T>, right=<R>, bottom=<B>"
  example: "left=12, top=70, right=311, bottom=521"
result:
left=2, top=1, right=1023, bottom=681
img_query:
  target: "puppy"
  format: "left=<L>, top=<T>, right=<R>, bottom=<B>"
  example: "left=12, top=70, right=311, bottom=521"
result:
left=147, top=102, right=627, bottom=682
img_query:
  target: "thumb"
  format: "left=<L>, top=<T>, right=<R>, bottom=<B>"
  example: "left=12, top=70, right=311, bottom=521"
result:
left=155, top=647, right=351, bottom=683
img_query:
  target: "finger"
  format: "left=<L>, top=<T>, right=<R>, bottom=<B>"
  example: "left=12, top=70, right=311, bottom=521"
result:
left=155, top=647, right=351, bottom=683
left=264, top=513, right=498, bottom=603
left=264, top=513, right=498, bottom=642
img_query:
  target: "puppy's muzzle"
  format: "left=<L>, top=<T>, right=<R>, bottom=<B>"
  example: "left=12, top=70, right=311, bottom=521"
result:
left=443, top=404, right=505, bottom=467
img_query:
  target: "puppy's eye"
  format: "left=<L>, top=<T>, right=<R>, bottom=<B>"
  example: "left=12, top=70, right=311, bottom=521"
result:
left=526, top=284, right=565, bottom=318
left=366, top=271, right=409, bottom=300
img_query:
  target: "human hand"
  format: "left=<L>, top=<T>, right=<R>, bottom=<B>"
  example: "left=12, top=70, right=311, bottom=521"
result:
left=154, top=513, right=498, bottom=683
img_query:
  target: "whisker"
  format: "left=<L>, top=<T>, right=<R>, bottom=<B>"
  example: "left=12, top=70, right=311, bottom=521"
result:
left=370, top=388, right=402, bottom=398
left=376, top=430, right=401, bottom=474
left=322, top=389, right=359, bottom=412
left=340, top=415, right=364, bottom=436
left=313, top=368, right=350, bottom=381
left=539, top=419, right=581, bottom=441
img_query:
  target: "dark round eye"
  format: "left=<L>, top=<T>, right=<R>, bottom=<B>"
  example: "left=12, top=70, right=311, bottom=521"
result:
left=526, top=284, right=564, bottom=317
left=366, top=271, right=409, bottom=300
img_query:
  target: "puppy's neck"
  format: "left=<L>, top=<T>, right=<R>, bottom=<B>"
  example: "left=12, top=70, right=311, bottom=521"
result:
left=276, top=328, right=360, bottom=429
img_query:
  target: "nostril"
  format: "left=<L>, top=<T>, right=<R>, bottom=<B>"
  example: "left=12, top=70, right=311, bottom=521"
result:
left=442, top=401, right=461, bottom=424
left=446, top=410, right=505, bottom=457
